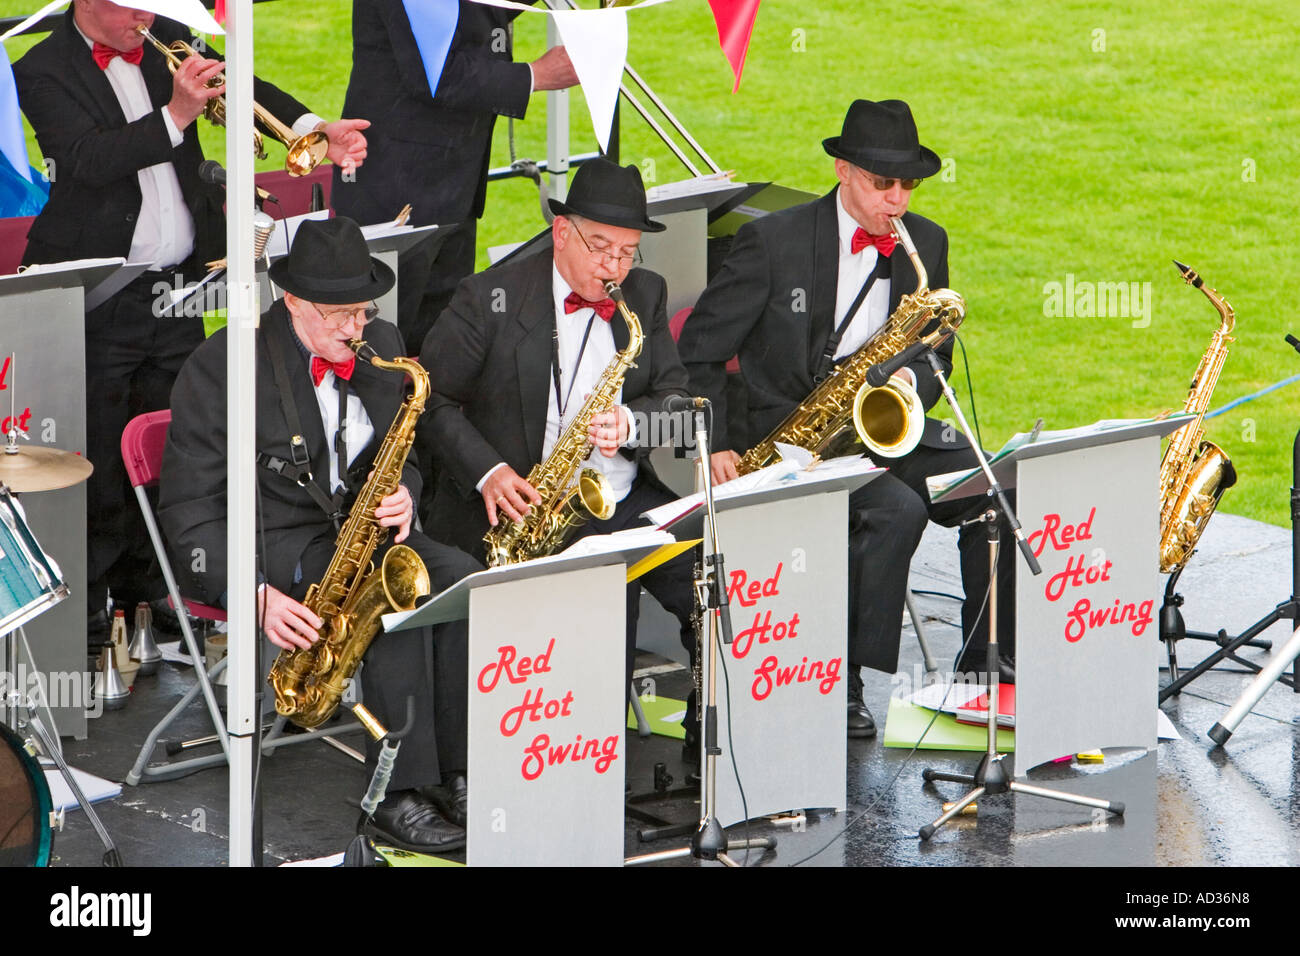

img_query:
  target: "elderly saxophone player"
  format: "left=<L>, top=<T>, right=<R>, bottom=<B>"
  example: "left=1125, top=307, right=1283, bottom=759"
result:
left=159, top=217, right=481, bottom=854
left=675, top=99, right=1018, bottom=738
left=419, top=157, right=696, bottom=695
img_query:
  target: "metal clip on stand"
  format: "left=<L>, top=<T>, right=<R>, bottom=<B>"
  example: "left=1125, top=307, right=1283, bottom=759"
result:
left=915, top=350, right=1124, bottom=840
left=627, top=402, right=775, bottom=866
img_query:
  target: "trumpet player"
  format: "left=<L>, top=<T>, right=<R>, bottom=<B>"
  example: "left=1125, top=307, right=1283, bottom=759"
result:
left=677, top=99, right=1018, bottom=738
left=419, top=158, right=697, bottom=693
left=13, top=0, right=370, bottom=649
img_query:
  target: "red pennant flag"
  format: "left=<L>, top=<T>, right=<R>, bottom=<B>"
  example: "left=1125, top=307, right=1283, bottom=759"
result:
left=707, top=0, right=761, bottom=93
left=215, top=0, right=226, bottom=26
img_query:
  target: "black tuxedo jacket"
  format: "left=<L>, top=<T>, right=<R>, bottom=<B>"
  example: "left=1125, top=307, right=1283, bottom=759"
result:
left=159, top=303, right=421, bottom=604
left=14, top=9, right=310, bottom=266
left=677, top=189, right=957, bottom=454
left=419, top=253, right=689, bottom=557
left=331, top=0, right=533, bottom=227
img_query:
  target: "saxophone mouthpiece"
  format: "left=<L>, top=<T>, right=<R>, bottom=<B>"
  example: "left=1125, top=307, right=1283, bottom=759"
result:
left=603, top=280, right=625, bottom=304
left=1173, top=259, right=1203, bottom=288
left=349, top=339, right=378, bottom=363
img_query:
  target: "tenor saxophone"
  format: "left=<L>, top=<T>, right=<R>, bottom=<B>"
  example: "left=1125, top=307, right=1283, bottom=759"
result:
left=1157, top=261, right=1238, bottom=574
left=736, top=216, right=965, bottom=474
left=268, top=341, right=432, bottom=729
left=484, top=280, right=643, bottom=566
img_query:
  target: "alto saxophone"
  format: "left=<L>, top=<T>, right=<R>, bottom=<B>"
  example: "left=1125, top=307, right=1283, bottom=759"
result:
left=268, top=341, right=432, bottom=729
left=736, top=216, right=965, bottom=475
left=1157, top=261, right=1238, bottom=574
left=484, top=280, right=643, bottom=566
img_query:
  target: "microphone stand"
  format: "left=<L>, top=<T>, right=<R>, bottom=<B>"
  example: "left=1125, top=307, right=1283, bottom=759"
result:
left=1207, top=334, right=1300, bottom=743
left=912, top=348, right=1125, bottom=840
left=626, top=401, right=775, bottom=866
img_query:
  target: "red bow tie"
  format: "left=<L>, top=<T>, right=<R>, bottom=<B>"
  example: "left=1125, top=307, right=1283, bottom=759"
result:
left=310, top=356, right=355, bottom=387
left=92, top=42, right=144, bottom=70
left=564, top=292, right=617, bottom=321
left=851, top=228, right=896, bottom=257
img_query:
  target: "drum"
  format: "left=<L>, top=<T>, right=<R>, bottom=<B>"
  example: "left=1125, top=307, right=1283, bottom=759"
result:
left=0, top=487, right=68, bottom=638
left=0, top=720, right=52, bottom=866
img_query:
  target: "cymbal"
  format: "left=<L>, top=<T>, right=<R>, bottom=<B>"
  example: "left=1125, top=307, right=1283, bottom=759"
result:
left=0, top=445, right=94, bottom=492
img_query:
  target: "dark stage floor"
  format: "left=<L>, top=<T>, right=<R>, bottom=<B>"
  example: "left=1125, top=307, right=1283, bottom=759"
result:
left=32, top=513, right=1300, bottom=868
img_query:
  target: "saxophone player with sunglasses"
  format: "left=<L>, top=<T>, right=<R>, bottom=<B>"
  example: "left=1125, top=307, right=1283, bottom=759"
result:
left=676, top=99, right=1019, bottom=738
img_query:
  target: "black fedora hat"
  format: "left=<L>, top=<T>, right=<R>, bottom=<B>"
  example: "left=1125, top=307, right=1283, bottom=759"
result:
left=548, top=157, right=665, bottom=233
left=822, top=99, right=941, bottom=180
left=268, top=216, right=396, bottom=304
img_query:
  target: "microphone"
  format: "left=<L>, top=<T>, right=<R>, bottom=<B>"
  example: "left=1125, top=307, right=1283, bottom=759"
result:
left=664, top=396, right=710, bottom=413
left=865, top=341, right=928, bottom=388
left=198, top=160, right=280, bottom=205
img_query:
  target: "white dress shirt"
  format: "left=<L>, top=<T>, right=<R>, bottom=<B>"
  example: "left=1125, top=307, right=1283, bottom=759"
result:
left=79, top=24, right=322, bottom=271
left=310, top=365, right=375, bottom=496
left=831, top=187, right=893, bottom=360
left=78, top=24, right=193, bottom=270
left=476, top=266, right=638, bottom=503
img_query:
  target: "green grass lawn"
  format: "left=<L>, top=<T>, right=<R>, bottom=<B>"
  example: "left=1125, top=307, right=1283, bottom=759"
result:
left=3, top=0, right=1297, bottom=525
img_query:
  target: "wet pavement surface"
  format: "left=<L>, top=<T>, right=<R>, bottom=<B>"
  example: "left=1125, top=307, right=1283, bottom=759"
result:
left=37, top=513, right=1300, bottom=867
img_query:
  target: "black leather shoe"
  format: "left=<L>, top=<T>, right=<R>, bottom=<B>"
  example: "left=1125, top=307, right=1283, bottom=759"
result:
left=420, top=773, right=467, bottom=829
left=148, top=597, right=186, bottom=636
left=87, top=609, right=112, bottom=651
left=954, top=653, right=1016, bottom=686
left=364, top=790, right=465, bottom=853
left=847, top=668, right=877, bottom=739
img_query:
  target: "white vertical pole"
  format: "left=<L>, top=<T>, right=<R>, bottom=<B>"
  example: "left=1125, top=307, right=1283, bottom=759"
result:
left=225, top=0, right=258, bottom=868
left=545, top=13, right=569, bottom=203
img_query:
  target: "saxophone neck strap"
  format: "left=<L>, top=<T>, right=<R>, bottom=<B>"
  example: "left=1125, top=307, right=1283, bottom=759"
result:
left=265, top=330, right=347, bottom=526
left=814, top=252, right=892, bottom=383
left=551, top=313, right=598, bottom=422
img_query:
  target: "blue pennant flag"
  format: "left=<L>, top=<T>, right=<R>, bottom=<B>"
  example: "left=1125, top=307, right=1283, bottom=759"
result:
left=402, top=0, right=461, bottom=98
left=0, top=42, right=46, bottom=218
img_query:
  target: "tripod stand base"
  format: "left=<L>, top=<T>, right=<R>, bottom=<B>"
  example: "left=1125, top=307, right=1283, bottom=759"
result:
left=1208, top=722, right=1231, bottom=745
left=919, top=754, right=1124, bottom=841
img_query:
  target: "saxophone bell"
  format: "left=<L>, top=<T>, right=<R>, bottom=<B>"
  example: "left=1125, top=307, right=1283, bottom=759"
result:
left=851, top=379, right=926, bottom=458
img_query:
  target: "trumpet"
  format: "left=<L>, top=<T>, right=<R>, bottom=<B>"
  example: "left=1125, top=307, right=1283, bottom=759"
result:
left=135, top=25, right=329, bottom=177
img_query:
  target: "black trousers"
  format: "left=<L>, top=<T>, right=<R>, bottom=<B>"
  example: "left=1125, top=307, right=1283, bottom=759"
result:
left=887, top=441, right=1019, bottom=666
left=86, top=271, right=205, bottom=615
left=580, top=476, right=697, bottom=694
left=291, top=530, right=481, bottom=792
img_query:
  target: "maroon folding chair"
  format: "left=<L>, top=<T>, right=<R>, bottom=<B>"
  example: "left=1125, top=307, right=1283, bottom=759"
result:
left=121, top=410, right=231, bottom=784
left=121, top=411, right=366, bottom=784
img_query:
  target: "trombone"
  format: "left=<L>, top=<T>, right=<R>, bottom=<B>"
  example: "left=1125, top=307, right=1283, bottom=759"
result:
left=135, top=25, right=329, bottom=177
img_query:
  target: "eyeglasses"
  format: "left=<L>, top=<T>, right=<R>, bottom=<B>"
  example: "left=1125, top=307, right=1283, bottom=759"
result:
left=860, top=169, right=923, bottom=192
left=314, top=301, right=379, bottom=329
left=570, top=223, right=642, bottom=267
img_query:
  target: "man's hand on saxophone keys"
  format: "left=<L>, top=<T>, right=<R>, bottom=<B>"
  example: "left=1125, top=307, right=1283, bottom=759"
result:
left=481, top=466, right=542, bottom=527
left=372, top=481, right=414, bottom=543
left=588, top=405, right=630, bottom=458
left=259, top=585, right=323, bottom=651
left=711, top=450, right=741, bottom=486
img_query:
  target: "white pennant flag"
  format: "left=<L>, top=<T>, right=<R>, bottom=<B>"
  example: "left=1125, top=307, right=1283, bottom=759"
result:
left=550, top=7, right=624, bottom=152
left=0, top=1, right=225, bottom=40
left=471, top=0, right=671, bottom=153
left=127, top=0, right=225, bottom=36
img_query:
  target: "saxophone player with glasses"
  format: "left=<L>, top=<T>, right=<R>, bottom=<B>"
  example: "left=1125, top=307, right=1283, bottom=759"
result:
left=420, top=158, right=697, bottom=694
left=160, top=218, right=481, bottom=854
left=676, top=99, right=1018, bottom=738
